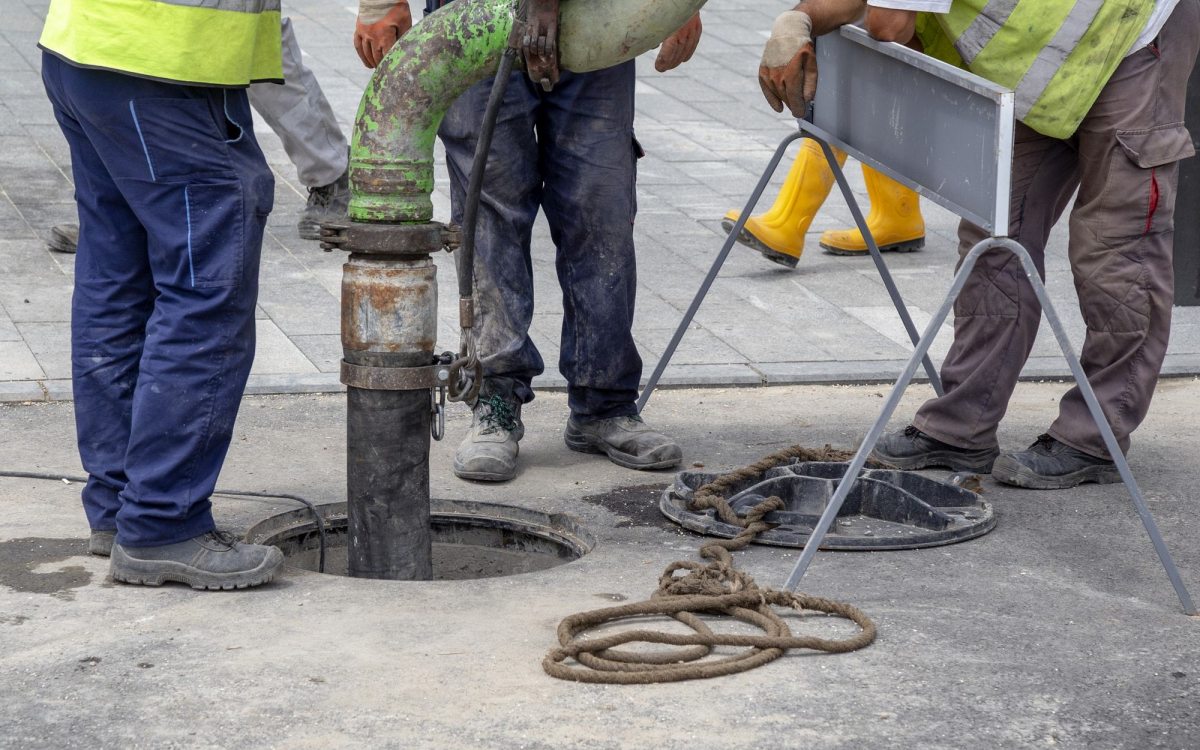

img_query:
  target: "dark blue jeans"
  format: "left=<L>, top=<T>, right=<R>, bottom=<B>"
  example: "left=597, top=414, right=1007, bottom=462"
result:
left=438, top=62, right=642, bottom=420
left=42, top=52, right=274, bottom=546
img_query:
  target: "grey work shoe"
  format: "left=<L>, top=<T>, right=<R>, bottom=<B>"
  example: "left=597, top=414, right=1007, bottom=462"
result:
left=47, top=223, right=79, bottom=253
left=88, top=529, right=115, bottom=557
left=564, top=414, right=682, bottom=471
left=872, top=425, right=999, bottom=473
left=453, top=394, right=524, bottom=482
left=992, top=434, right=1121, bottom=490
left=109, top=530, right=284, bottom=590
left=298, top=169, right=349, bottom=240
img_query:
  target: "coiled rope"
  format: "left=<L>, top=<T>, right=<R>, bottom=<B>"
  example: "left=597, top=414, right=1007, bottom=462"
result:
left=543, top=445, right=879, bottom=684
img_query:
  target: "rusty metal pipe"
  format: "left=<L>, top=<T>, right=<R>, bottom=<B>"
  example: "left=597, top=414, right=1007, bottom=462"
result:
left=337, top=0, right=707, bottom=581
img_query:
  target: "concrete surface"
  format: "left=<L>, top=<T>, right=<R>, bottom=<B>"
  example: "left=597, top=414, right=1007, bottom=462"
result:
left=2, top=0, right=1200, bottom=403
left=1, top=380, right=1198, bottom=749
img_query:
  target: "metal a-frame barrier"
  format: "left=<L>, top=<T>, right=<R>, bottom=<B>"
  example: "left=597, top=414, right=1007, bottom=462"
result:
left=640, top=26, right=1195, bottom=614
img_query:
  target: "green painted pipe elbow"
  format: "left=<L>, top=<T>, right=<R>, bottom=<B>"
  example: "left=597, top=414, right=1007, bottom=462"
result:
left=349, top=0, right=707, bottom=223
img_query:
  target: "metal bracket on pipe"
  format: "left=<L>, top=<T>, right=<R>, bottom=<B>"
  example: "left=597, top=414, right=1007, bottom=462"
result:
left=319, top=220, right=458, bottom=256
left=340, top=361, right=451, bottom=391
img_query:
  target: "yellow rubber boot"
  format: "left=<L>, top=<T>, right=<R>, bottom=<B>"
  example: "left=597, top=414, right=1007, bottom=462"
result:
left=722, top=139, right=846, bottom=268
left=818, top=165, right=925, bottom=256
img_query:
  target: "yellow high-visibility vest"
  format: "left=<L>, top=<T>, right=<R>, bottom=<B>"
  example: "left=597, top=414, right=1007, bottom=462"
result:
left=916, top=0, right=1154, bottom=138
left=39, top=0, right=283, bottom=87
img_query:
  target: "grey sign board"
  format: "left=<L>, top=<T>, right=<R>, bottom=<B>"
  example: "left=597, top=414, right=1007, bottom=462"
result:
left=812, top=25, right=1014, bottom=234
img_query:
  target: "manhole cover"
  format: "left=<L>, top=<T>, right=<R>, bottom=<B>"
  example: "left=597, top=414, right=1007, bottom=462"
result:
left=246, top=499, right=594, bottom=579
left=661, top=461, right=995, bottom=550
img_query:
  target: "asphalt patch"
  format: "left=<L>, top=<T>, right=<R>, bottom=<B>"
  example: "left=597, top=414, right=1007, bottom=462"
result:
left=0, top=537, right=93, bottom=600
left=579, top=483, right=689, bottom=534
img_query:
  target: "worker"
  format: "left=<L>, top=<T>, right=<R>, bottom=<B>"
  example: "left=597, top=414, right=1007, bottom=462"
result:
left=356, top=0, right=699, bottom=482
left=722, top=140, right=925, bottom=268
left=38, top=0, right=287, bottom=586
left=46, top=16, right=349, bottom=253
left=759, top=0, right=1198, bottom=488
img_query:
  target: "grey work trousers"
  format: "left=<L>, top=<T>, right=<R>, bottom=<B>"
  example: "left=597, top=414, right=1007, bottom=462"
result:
left=913, top=0, right=1200, bottom=459
left=247, top=17, right=348, bottom=188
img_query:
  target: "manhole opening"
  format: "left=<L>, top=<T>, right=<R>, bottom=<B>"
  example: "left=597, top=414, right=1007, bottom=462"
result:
left=246, top=499, right=595, bottom=580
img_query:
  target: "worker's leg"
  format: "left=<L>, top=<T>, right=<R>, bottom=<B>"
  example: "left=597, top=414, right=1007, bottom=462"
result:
left=43, top=56, right=274, bottom=546
left=905, top=123, right=1080, bottom=450
left=538, top=63, right=642, bottom=420
left=1048, top=0, right=1200, bottom=459
left=438, top=72, right=543, bottom=406
left=439, top=72, right=541, bottom=481
left=42, top=56, right=152, bottom=537
left=247, top=17, right=347, bottom=189
left=539, top=64, right=681, bottom=469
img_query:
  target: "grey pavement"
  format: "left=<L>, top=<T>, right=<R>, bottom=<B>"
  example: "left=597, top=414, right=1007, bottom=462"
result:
left=2, top=381, right=1199, bottom=748
left=2, top=0, right=1200, bottom=405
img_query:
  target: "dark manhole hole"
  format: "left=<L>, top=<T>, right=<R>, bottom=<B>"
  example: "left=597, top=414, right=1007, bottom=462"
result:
left=662, top=461, right=995, bottom=550
left=246, top=499, right=595, bottom=579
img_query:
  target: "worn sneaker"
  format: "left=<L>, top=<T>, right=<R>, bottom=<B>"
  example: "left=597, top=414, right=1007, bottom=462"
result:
left=109, top=530, right=284, bottom=590
left=298, top=169, right=350, bottom=240
left=47, top=223, right=79, bottom=253
left=564, top=415, right=682, bottom=471
left=992, top=434, right=1120, bottom=490
left=453, top=394, right=524, bottom=482
left=88, top=529, right=115, bottom=557
left=871, top=425, right=999, bottom=473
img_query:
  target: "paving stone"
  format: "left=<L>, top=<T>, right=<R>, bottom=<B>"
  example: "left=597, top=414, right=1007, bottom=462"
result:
left=0, top=339, right=44, bottom=380
left=250, top=319, right=319, bottom=376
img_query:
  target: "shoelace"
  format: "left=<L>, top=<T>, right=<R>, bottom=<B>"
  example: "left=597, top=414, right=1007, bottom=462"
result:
left=1032, top=433, right=1057, bottom=451
left=307, top=183, right=337, bottom=207
left=204, top=529, right=239, bottom=549
left=477, top=394, right=518, bottom=435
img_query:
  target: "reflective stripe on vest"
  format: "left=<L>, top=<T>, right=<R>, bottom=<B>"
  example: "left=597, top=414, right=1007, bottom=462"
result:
left=39, top=0, right=283, bottom=87
left=917, top=0, right=1154, bottom=138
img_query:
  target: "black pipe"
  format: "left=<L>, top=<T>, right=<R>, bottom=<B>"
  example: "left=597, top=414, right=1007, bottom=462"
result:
left=346, top=385, right=433, bottom=580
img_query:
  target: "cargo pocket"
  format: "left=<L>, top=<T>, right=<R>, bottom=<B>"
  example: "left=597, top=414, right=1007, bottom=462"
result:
left=184, top=181, right=244, bottom=288
left=1097, top=124, right=1194, bottom=242
left=129, top=97, right=235, bottom=181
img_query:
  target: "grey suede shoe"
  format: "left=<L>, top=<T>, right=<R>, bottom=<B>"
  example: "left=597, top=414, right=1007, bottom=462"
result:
left=88, top=530, right=115, bottom=557
left=992, top=434, right=1121, bottom=490
left=564, top=415, right=682, bottom=471
left=298, top=169, right=349, bottom=240
left=453, top=394, right=524, bottom=482
left=109, top=530, right=284, bottom=590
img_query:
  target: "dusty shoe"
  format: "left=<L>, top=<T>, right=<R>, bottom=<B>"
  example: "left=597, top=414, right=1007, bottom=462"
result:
left=47, top=223, right=79, bottom=253
left=453, top=394, right=523, bottom=482
left=110, top=530, right=283, bottom=590
left=298, top=169, right=349, bottom=240
left=992, top=434, right=1120, bottom=490
left=872, top=425, right=999, bottom=473
left=564, top=415, right=682, bottom=471
left=88, top=529, right=115, bottom=557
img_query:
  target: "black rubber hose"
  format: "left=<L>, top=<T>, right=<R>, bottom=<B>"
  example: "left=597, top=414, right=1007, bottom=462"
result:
left=457, top=47, right=518, bottom=300
left=0, top=470, right=329, bottom=574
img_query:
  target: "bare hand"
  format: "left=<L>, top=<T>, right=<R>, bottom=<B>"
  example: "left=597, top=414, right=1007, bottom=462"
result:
left=655, top=13, right=702, bottom=72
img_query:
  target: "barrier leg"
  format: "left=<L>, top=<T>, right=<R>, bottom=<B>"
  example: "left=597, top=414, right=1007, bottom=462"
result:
left=637, top=131, right=803, bottom=412
left=811, top=135, right=944, bottom=397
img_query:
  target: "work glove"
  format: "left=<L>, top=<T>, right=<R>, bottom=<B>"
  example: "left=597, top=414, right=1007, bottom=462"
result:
left=655, top=13, right=702, bottom=72
left=355, top=0, right=413, bottom=69
left=759, top=10, right=816, bottom=117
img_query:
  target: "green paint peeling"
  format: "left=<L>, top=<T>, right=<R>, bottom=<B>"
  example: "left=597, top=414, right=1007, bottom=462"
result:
left=349, top=0, right=708, bottom=224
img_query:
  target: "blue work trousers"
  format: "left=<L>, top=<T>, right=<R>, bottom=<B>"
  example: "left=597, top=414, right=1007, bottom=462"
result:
left=438, top=62, right=643, bottom=420
left=41, top=53, right=274, bottom=546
